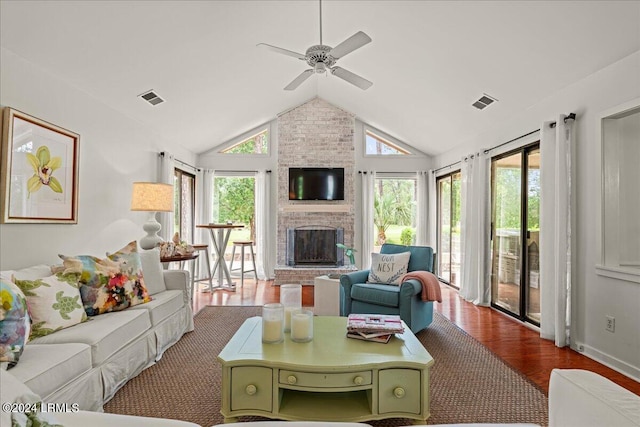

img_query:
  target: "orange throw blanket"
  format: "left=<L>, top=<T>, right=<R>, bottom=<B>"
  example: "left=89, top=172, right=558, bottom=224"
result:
left=400, top=271, right=442, bottom=302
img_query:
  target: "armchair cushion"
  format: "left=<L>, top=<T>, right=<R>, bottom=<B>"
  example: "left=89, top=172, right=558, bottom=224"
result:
left=367, top=251, right=411, bottom=284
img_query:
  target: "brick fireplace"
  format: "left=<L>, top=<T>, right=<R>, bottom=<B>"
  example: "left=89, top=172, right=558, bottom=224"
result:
left=274, top=98, right=356, bottom=285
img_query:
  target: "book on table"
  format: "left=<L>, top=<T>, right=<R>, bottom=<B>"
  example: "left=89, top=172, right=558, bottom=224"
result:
left=346, top=314, right=404, bottom=343
left=346, top=331, right=392, bottom=343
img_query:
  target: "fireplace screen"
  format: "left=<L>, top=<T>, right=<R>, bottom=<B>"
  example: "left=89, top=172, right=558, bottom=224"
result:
left=287, top=226, right=344, bottom=267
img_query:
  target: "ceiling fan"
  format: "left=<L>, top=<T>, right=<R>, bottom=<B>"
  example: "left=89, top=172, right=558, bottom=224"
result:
left=257, top=0, right=373, bottom=91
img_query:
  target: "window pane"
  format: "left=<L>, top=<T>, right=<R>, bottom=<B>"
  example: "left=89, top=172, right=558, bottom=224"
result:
left=450, top=172, right=461, bottom=287
left=491, top=153, right=523, bottom=316
left=365, top=131, right=410, bottom=156
left=373, top=178, right=416, bottom=251
left=526, top=148, right=540, bottom=323
left=213, top=176, right=254, bottom=244
left=438, top=177, right=452, bottom=282
left=221, top=130, right=269, bottom=154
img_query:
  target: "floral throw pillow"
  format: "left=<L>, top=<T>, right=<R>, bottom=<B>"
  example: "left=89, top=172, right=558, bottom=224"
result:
left=59, top=241, right=152, bottom=316
left=14, top=273, right=87, bottom=340
left=367, top=251, right=411, bottom=285
left=0, top=278, right=31, bottom=370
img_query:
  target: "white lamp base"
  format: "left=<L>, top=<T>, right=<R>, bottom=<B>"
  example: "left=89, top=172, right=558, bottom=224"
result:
left=139, top=211, right=163, bottom=250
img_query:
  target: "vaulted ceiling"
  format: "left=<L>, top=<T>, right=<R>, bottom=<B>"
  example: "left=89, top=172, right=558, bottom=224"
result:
left=2, top=1, right=639, bottom=156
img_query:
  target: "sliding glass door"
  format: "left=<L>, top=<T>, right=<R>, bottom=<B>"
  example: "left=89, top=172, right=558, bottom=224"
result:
left=437, top=171, right=461, bottom=287
left=490, top=144, right=540, bottom=324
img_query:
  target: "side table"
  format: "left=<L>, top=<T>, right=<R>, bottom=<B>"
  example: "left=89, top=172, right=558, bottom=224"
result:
left=313, top=275, right=341, bottom=316
left=160, top=253, right=199, bottom=301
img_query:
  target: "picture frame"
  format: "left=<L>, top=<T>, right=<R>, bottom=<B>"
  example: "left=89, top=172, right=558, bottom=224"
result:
left=1, top=108, right=79, bottom=224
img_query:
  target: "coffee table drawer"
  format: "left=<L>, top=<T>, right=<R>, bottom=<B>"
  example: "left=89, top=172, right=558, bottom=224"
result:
left=378, top=368, right=421, bottom=414
left=231, top=367, right=272, bottom=411
left=279, top=370, right=372, bottom=389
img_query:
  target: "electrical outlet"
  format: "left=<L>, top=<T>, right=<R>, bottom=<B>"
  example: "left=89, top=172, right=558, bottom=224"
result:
left=606, top=316, right=615, bottom=333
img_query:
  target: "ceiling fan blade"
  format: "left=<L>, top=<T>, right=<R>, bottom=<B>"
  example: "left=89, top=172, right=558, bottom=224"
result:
left=329, top=31, right=372, bottom=59
left=284, top=69, right=314, bottom=90
left=257, top=43, right=306, bottom=60
left=330, top=67, right=373, bottom=90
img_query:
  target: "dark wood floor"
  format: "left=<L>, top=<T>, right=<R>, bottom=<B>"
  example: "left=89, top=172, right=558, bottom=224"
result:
left=192, top=278, right=640, bottom=396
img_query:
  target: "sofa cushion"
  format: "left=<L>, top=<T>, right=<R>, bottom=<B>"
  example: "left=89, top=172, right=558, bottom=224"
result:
left=14, top=273, right=87, bottom=340
left=0, top=278, right=31, bottom=369
left=367, top=251, right=411, bottom=284
left=351, top=282, right=400, bottom=308
left=30, top=309, right=151, bottom=365
left=128, top=290, right=183, bottom=325
left=139, top=248, right=167, bottom=295
left=10, top=343, right=92, bottom=398
left=59, top=241, right=152, bottom=316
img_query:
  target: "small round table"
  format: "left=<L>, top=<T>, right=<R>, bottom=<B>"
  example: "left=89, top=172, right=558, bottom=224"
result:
left=160, top=253, right=199, bottom=300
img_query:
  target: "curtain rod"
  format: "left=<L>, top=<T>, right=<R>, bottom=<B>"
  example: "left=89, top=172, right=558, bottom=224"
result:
left=433, top=112, right=576, bottom=174
left=215, top=170, right=272, bottom=173
left=159, top=152, right=201, bottom=172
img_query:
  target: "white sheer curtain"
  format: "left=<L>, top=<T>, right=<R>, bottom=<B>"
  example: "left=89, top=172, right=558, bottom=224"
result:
left=360, top=171, right=376, bottom=270
left=459, top=152, right=491, bottom=306
left=158, top=152, right=175, bottom=241
left=427, top=170, right=437, bottom=249
left=195, top=169, right=215, bottom=279
left=255, top=170, right=274, bottom=280
left=540, top=115, right=575, bottom=347
left=416, top=171, right=428, bottom=246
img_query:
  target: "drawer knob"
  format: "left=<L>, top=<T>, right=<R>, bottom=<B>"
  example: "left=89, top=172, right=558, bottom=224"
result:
left=245, top=384, right=257, bottom=395
left=353, top=376, right=364, bottom=385
left=393, top=387, right=405, bottom=398
left=287, top=375, right=297, bottom=385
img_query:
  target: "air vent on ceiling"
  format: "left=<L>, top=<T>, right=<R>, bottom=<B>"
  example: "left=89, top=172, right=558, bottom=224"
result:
left=138, top=90, right=165, bottom=106
left=472, top=93, right=498, bottom=110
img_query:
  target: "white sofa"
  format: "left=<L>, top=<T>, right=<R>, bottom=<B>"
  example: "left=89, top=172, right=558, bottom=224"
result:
left=1, top=248, right=194, bottom=412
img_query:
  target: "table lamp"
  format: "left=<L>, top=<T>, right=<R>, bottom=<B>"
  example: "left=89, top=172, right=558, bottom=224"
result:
left=131, top=182, right=174, bottom=250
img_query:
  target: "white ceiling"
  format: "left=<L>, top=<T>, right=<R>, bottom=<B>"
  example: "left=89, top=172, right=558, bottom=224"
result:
left=2, top=1, right=639, bottom=157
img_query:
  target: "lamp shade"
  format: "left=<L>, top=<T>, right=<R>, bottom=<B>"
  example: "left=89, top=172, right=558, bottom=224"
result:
left=131, top=182, right=174, bottom=212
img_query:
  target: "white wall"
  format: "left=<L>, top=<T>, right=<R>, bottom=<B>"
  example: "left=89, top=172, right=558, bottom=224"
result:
left=0, top=47, right=196, bottom=270
left=433, top=50, right=640, bottom=380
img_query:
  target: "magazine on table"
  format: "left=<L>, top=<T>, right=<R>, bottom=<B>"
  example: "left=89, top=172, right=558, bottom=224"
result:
left=346, top=314, right=405, bottom=334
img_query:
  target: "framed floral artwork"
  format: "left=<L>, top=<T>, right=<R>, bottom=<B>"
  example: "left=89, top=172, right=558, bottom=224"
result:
left=1, top=108, right=79, bottom=223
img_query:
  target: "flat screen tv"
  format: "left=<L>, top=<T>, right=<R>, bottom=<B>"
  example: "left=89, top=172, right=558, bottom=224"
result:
left=289, top=167, right=345, bottom=201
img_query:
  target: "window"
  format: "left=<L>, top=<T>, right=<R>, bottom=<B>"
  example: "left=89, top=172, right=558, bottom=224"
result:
left=365, top=130, right=411, bottom=156
left=213, top=175, right=254, bottom=243
left=490, top=143, right=540, bottom=325
left=220, top=129, right=268, bottom=154
left=373, top=176, right=417, bottom=250
left=173, top=169, right=195, bottom=243
left=436, top=171, right=461, bottom=287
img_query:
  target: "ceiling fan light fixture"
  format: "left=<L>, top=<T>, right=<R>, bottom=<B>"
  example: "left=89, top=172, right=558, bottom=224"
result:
left=314, top=62, right=327, bottom=74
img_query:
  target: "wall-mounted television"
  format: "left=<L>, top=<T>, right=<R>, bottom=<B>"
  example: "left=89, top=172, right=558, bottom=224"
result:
left=289, top=167, right=345, bottom=201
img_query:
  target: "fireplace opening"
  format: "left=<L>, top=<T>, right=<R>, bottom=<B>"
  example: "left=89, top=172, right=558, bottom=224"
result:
left=287, top=226, right=344, bottom=267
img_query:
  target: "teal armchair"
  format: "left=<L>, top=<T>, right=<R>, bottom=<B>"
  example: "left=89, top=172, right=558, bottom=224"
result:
left=340, top=244, right=435, bottom=333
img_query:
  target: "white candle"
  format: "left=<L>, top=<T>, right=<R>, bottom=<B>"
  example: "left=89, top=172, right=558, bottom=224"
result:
left=284, top=306, right=297, bottom=332
left=291, top=311, right=313, bottom=342
left=262, top=318, right=283, bottom=343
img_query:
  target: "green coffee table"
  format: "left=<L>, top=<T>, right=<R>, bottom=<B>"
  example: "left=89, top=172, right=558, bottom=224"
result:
left=217, top=316, right=434, bottom=424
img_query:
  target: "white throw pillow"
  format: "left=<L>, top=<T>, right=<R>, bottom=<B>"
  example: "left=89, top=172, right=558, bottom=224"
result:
left=367, top=251, right=411, bottom=285
left=139, top=248, right=167, bottom=295
left=13, top=273, right=87, bottom=340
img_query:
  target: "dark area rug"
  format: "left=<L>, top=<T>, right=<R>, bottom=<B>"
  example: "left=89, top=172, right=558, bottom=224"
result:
left=105, top=306, right=547, bottom=426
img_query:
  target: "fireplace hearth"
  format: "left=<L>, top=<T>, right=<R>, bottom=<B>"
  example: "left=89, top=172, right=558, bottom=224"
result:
left=287, top=226, right=344, bottom=267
